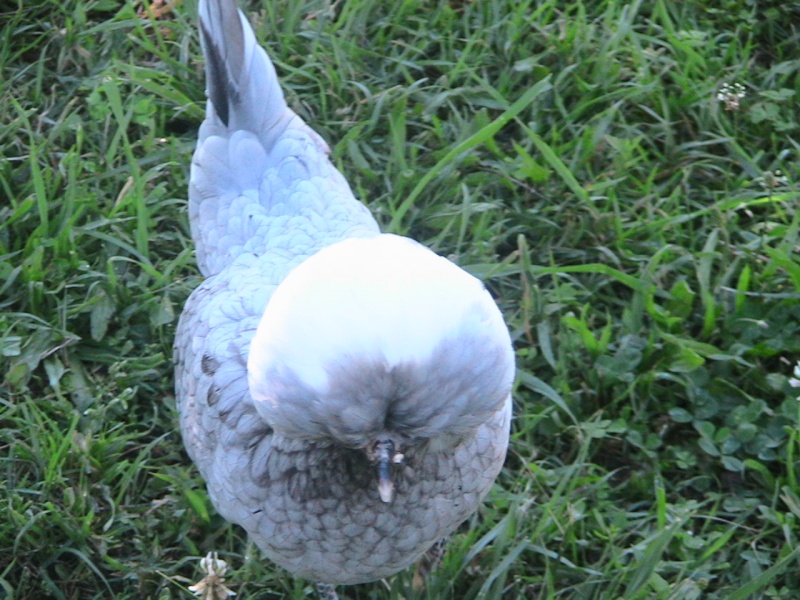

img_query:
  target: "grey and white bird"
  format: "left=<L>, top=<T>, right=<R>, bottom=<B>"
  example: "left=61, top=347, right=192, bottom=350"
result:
left=174, top=0, right=515, bottom=595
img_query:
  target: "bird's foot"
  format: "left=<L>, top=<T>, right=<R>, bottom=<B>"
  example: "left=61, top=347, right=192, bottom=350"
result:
left=413, top=537, right=448, bottom=591
left=316, top=582, right=339, bottom=600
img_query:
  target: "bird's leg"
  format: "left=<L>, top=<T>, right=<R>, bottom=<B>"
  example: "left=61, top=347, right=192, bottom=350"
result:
left=412, top=538, right=448, bottom=591
left=316, top=582, right=339, bottom=600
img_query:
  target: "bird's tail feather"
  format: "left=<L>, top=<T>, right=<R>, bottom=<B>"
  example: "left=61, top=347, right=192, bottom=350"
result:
left=198, top=0, right=291, bottom=146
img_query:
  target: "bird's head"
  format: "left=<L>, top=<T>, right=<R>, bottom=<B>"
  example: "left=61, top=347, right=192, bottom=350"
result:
left=247, top=234, right=514, bottom=502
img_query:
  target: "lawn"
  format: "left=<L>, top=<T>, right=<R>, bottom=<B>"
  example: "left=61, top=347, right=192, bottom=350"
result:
left=2, top=0, right=800, bottom=598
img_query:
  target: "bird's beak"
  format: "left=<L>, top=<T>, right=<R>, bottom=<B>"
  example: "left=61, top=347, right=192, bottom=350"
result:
left=373, top=439, right=403, bottom=503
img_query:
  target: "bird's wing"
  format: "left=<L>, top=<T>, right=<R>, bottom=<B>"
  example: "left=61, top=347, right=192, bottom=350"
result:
left=190, top=0, right=378, bottom=277
left=173, top=252, right=303, bottom=526
left=174, top=256, right=269, bottom=469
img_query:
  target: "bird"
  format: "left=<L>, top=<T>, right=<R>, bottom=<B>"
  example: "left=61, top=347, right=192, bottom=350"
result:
left=173, top=0, right=515, bottom=596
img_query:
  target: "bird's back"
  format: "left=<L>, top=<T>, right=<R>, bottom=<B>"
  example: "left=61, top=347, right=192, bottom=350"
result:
left=189, top=0, right=378, bottom=277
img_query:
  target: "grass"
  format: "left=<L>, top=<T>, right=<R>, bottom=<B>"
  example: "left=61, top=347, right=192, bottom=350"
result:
left=1, top=0, right=799, bottom=598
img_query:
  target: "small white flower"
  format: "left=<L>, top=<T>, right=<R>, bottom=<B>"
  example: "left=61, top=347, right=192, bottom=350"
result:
left=189, top=552, right=236, bottom=600
left=717, top=82, right=746, bottom=111
left=757, top=169, right=789, bottom=189
left=790, top=361, right=800, bottom=390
